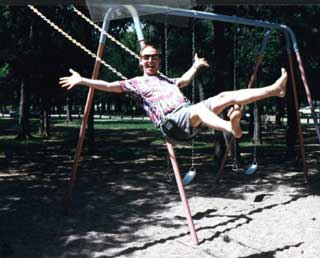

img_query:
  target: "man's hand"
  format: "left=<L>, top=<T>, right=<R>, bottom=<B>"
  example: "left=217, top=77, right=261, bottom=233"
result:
left=59, top=69, right=82, bottom=90
left=194, top=53, right=209, bottom=69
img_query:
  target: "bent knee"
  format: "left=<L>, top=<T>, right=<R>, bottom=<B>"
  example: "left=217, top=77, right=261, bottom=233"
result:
left=206, top=92, right=235, bottom=112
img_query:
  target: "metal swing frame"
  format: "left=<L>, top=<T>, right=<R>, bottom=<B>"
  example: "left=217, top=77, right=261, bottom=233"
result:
left=64, top=5, right=317, bottom=246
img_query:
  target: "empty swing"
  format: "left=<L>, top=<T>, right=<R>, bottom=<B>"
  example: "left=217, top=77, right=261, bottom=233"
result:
left=218, top=28, right=272, bottom=181
left=231, top=26, right=240, bottom=173
left=232, top=26, right=258, bottom=176
left=245, top=101, right=259, bottom=175
left=183, top=20, right=198, bottom=185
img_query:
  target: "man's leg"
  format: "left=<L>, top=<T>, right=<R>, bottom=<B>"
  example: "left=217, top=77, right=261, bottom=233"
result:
left=189, top=103, right=242, bottom=138
left=205, top=68, right=287, bottom=114
left=189, top=68, right=287, bottom=138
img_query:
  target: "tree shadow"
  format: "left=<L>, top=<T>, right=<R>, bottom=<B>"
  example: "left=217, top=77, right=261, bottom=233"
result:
left=238, top=242, right=303, bottom=258
left=1, top=123, right=319, bottom=257
left=103, top=195, right=307, bottom=257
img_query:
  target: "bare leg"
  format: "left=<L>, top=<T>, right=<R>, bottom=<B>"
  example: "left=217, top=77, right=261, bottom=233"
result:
left=189, top=68, right=287, bottom=138
left=208, top=68, right=287, bottom=114
left=190, top=103, right=242, bottom=138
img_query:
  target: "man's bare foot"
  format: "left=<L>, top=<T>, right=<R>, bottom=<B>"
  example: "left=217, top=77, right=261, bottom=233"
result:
left=227, top=105, right=243, bottom=139
left=274, top=68, right=288, bottom=97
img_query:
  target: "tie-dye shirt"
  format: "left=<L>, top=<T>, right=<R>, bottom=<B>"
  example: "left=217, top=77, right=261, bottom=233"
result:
left=119, top=74, right=189, bottom=126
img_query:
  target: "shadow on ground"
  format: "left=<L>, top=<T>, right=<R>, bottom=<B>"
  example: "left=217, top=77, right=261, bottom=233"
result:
left=0, top=125, right=319, bottom=258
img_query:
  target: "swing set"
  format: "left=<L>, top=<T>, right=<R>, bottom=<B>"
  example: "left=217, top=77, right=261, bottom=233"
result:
left=28, top=2, right=320, bottom=246
left=231, top=26, right=263, bottom=176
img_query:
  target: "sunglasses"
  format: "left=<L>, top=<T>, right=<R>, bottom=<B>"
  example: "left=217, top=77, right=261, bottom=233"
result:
left=141, top=54, right=160, bottom=60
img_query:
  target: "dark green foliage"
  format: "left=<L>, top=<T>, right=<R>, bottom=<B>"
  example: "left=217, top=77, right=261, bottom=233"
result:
left=1, top=5, right=320, bottom=147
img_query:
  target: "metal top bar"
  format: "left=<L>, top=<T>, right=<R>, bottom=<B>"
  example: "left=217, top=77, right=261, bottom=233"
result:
left=138, top=5, right=299, bottom=52
left=141, top=5, right=282, bottom=29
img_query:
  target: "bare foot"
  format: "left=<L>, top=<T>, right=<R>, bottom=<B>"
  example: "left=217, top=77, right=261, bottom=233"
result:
left=275, top=68, right=288, bottom=97
left=227, top=105, right=243, bottom=139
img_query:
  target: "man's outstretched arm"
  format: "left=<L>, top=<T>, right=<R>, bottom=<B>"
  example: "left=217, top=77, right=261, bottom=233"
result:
left=59, top=69, right=124, bottom=93
left=176, top=53, right=209, bottom=88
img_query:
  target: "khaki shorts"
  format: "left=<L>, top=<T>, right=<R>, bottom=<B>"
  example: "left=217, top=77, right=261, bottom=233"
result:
left=166, top=103, right=202, bottom=138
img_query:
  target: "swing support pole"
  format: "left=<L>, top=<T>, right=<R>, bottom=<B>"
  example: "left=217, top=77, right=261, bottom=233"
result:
left=284, top=31, right=309, bottom=182
left=64, top=43, right=103, bottom=206
left=64, top=8, right=114, bottom=206
left=285, top=28, right=320, bottom=143
left=166, top=142, right=199, bottom=245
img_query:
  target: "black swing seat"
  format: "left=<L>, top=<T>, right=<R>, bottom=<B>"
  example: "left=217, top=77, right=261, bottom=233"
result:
left=160, top=118, right=201, bottom=143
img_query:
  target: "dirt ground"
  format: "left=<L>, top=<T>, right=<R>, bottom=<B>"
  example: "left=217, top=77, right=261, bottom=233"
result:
left=1, top=127, right=320, bottom=258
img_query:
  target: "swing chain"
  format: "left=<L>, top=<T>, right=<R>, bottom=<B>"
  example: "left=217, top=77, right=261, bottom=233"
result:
left=232, top=25, right=239, bottom=171
left=28, top=5, right=127, bottom=80
left=253, top=101, right=258, bottom=165
left=191, top=19, right=196, bottom=168
left=71, top=6, right=141, bottom=60
left=164, top=19, right=169, bottom=76
left=163, top=21, right=173, bottom=182
left=73, top=5, right=170, bottom=80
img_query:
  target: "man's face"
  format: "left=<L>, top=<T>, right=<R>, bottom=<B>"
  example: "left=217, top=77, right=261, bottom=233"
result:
left=140, top=46, right=160, bottom=76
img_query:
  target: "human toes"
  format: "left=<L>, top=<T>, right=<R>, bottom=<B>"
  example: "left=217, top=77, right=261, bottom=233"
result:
left=227, top=106, right=234, bottom=118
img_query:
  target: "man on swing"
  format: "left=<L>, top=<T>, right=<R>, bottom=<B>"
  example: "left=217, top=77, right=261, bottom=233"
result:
left=59, top=44, right=288, bottom=140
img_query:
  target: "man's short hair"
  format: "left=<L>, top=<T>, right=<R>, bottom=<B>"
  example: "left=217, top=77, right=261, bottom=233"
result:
left=139, top=44, right=161, bottom=57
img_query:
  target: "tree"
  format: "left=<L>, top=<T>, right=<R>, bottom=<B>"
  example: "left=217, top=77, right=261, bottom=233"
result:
left=211, top=6, right=235, bottom=164
left=14, top=7, right=35, bottom=139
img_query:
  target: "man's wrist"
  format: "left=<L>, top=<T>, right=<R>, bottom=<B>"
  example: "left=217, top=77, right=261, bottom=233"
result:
left=192, top=64, right=200, bottom=70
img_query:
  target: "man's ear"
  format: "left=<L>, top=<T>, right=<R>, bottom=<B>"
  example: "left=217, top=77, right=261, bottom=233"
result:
left=139, top=60, right=143, bottom=71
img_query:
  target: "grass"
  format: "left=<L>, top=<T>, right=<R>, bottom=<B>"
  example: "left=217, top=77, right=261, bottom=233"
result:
left=0, top=117, right=289, bottom=157
left=0, top=117, right=158, bottom=155
left=53, top=118, right=156, bottom=130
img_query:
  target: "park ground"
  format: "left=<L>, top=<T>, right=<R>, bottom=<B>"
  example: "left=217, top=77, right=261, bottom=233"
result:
left=1, top=118, right=320, bottom=258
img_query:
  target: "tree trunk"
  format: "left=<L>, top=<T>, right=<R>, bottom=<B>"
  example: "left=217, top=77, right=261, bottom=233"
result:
left=253, top=102, right=262, bottom=144
left=100, top=98, right=106, bottom=114
left=275, top=98, right=285, bottom=127
left=66, top=94, right=73, bottom=122
left=115, top=95, right=123, bottom=114
left=87, top=101, right=95, bottom=154
left=212, top=10, right=228, bottom=164
left=17, top=19, right=35, bottom=140
left=17, top=78, right=31, bottom=139
left=39, top=97, right=50, bottom=137
left=107, top=97, right=112, bottom=118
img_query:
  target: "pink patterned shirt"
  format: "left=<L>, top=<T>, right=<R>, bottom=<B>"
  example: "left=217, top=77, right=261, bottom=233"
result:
left=119, top=74, right=189, bottom=126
